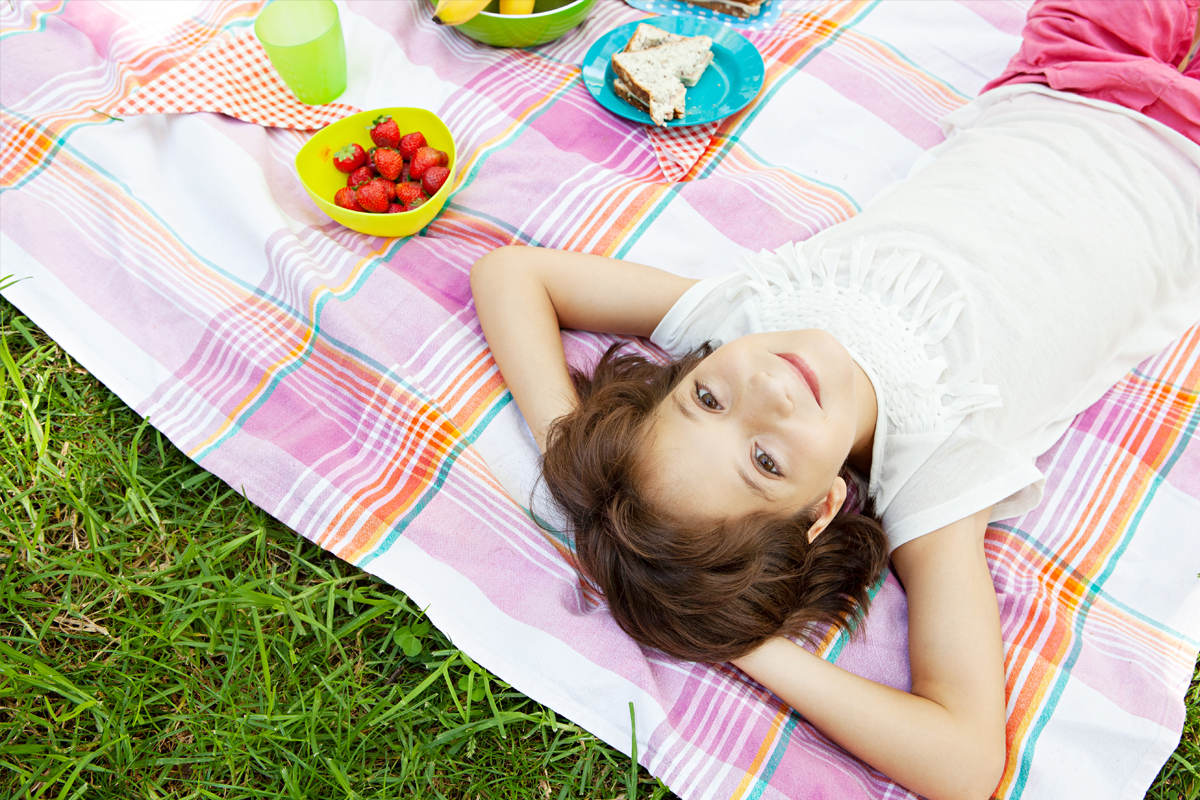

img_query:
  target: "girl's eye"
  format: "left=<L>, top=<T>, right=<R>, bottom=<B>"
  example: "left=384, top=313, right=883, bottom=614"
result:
left=755, top=445, right=781, bottom=476
left=695, top=382, right=721, bottom=410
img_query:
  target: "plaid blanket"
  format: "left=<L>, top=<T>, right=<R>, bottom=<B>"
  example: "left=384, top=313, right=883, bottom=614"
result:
left=2, top=1, right=1197, bottom=798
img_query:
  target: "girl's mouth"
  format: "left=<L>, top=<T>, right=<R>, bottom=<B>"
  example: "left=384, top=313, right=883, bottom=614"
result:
left=777, top=353, right=822, bottom=408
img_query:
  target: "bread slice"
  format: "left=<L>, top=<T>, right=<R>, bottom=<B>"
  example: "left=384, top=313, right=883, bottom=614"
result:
left=679, top=0, right=766, bottom=19
left=612, top=77, right=653, bottom=117
left=622, top=25, right=711, bottom=86
left=610, top=37, right=713, bottom=126
left=610, top=54, right=686, bottom=126
left=623, top=23, right=688, bottom=53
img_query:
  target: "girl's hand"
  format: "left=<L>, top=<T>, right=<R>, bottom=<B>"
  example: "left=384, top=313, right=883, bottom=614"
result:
left=470, top=246, right=696, bottom=450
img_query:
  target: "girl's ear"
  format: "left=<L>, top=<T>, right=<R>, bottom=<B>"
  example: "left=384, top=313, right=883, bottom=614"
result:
left=806, top=476, right=847, bottom=544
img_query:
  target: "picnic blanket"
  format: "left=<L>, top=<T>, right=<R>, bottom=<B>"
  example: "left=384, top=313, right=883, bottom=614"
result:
left=3, top=1, right=1198, bottom=798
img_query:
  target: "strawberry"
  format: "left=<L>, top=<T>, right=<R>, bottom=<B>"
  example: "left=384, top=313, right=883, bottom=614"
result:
left=334, top=186, right=362, bottom=211
left=374, top=147, right=404, bottom=181
left=387, top=203, right=406, bottom=213
left=366, top=146, right=377, bottom=171
left=332, top=143, right=366, bottom=172
left=394, top=181, right=424, bottom=207
left=347, top=165, right=374, bottom=187
left=408, top=146, right=448, bottom=179
left=369, top=115, right=401, bottom=148
left=421, top=165, right=450, bottom=196
left=356, top=178, right=391, bottom=213
left=398, top=131, right=426, bottom=160
left=404, top=197, right=426, bottom=212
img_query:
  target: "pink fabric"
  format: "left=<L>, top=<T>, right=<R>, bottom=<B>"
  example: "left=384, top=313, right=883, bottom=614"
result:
left=983, top=0, right=1200, bottom=143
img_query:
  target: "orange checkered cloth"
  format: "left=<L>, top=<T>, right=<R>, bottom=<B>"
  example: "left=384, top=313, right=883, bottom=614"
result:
left=648, top=121, right=719, bottom=181
left=112, top=31, right=359, bottom=130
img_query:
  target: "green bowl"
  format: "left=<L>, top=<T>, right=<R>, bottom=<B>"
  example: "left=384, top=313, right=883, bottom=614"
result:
left=446, top=0, right=596, bottom=48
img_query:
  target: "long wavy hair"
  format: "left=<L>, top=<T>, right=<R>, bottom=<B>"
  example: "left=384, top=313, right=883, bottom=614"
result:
left=540, top=342, right=889, bottom=663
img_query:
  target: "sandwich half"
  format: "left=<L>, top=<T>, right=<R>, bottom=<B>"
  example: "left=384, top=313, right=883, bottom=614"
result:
left=610, top=36, right=713, bottom=126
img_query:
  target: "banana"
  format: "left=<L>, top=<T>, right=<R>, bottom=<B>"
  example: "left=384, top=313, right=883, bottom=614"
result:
left=432, top=0, right=492, bottom=25
left=499, top=0, right=536, bottom=13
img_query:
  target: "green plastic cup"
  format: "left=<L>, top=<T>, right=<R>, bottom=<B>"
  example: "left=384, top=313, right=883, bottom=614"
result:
left=254, top=0, right=347, bottom=105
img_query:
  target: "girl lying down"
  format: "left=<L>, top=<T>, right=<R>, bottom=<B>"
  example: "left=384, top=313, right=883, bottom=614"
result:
left=472, top=2, right=1200, bottom=798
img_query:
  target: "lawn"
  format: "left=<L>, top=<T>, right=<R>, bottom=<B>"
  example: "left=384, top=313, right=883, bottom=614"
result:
left=2, top=297, right=1196, bottom=799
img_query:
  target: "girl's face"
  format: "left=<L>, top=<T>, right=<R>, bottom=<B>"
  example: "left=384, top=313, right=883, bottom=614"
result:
left=642, top=330, right=876, bottom=525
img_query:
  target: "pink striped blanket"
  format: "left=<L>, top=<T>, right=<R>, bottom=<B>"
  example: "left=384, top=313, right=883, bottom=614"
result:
left=2, top=1, right=1197, bottom=798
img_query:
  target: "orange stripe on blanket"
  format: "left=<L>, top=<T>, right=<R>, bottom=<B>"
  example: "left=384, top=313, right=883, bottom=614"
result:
left=439, top=351, right=508, bottom=431
left=718, top=142, right=859, bottom=222
left=452, top=67, right=579, bottom=196
left=683, top=2, right=870, bottom=182
left=754, top=3, right=870, bottom=78
left=539, top=2, right=870, bottom=255
left=1000, top=463, right=1155, bottom=750
left=185, top=239, right=391, bottom=459
left=426, top=208, right=520, bottom=251
left=567, top=179, right=669, bottom=256
left=321, top=406, right=467, bottom=559
left=995, top=328, right=1199, bottom=794
left=1057, top=335, right=1194, bottom=574
left=320, top=357, right=543, bottom=562
left=35, top=145, right=286, bottom=325
left=834, top=29, right=970, bottom=109
left=728, top=706, right=793, bottom=800
left=0, top=111, right=61, bottom=186
left=1, top=0, right=67, bottom=35
left=1, top=1, right=260, bottom=189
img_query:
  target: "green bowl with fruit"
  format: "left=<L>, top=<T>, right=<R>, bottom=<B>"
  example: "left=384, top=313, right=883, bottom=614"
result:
left=438, top=0, right=596, bottom=48
left=295, top=107, right=456, bottom=237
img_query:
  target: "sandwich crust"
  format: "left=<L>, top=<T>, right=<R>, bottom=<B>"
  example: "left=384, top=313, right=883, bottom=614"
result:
left=623, top=23, right=688, bottom=53
left=612, top=77, right=654, bottom=116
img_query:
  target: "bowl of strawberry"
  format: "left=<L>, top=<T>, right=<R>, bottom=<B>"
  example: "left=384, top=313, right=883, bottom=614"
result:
left=295, top=107, right=456, bottom=237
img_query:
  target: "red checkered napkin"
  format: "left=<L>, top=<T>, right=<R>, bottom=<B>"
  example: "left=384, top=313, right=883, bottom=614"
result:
left=112, top=32, right=360, bottom=130
left=647, top=121, right=718, bottom=181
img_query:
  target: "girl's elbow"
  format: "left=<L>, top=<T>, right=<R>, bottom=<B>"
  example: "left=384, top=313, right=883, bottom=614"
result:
left=977, top=739, right=1006, bottom=800
left=472, top=245, right=536, bottom=284
left=948, top=733, right=1006, bottom=800
left=470, top=245, right=504, bottom=278
left=920, top=726, right=1005, bottom=800
left=470, top=246, right=519, bottom=295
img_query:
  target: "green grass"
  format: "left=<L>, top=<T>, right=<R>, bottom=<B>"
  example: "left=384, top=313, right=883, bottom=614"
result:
left=1, top=296, right=1196, bottom=800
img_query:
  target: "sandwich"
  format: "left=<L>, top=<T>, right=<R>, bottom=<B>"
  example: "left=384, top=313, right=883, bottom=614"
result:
left=610, top=31, right=713, bottom=126
left=679, top=0, right=767, bottom=19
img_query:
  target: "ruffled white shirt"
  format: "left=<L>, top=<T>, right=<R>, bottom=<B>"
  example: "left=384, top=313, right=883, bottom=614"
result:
left=651, top=86, right=1200, bottom=550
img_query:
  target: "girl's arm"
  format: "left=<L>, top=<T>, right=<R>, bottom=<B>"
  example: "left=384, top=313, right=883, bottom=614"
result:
left=470, top=245, right=697, bottom=451
left=732, top=507, right=1006, bottom=800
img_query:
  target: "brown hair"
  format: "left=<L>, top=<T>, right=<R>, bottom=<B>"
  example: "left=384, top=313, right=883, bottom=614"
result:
left=540, top=342, right=889, bottom=663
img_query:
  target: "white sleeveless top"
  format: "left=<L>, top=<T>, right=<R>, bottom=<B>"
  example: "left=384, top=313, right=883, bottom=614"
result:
left=651, top=86, right=1200, bottom=550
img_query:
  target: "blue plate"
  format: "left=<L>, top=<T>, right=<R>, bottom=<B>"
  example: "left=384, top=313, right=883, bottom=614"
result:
left=581, top=16, right=765, bottom=128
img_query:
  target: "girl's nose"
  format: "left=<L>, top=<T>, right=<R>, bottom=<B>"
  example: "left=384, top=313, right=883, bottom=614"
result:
left=746, top=370, right=793, bottom=418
